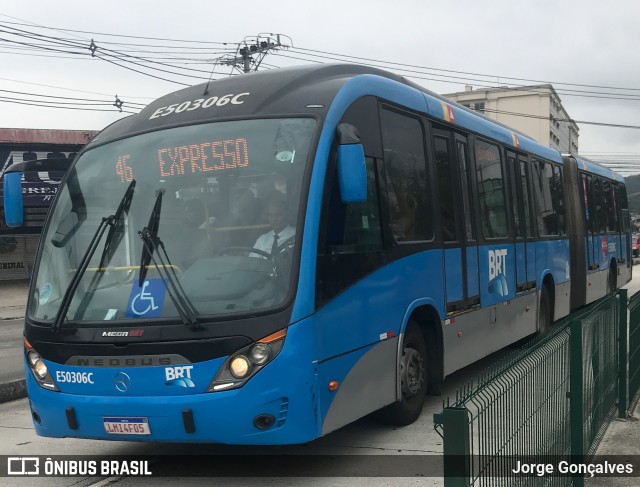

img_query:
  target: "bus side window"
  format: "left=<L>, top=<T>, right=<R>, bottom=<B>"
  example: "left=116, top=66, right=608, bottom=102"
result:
left=518, top=157, right=533, bottom=238
left=620, top=185, right=630, bottom=233
left=531, top=159, right=560, bottom=237
left=607, top=181, right=618, bottom=232
left=434, top=135, right=458, bottom=242
left=380, top=108, right=432, bottom=242
left=457, top=139, right=475, bottom=240
left=316, top=96, right=387, bottom=307
left=474, top=139, right=508, bottom=239
left=316, top=155, right=386, bottom=307
left=552, top=165, right=565, bottom=235
left=593, top=178, right=605, bottom=234
left=323, top=157, right=384, bottom=254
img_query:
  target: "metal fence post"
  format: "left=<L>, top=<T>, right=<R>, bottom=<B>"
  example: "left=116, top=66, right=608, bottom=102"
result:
left=570, top=317, right=585, bottom=487
left=438, top=407, right=470, bottom=487
left=619, top=288, right=629, bottom=418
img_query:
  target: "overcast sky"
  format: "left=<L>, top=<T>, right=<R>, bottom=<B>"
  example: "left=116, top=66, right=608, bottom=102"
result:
left=2, top=0, right=640, bottom=173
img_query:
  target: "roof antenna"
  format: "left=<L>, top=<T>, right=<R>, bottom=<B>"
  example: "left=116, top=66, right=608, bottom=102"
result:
left=203, top=59, right=219, bottom=96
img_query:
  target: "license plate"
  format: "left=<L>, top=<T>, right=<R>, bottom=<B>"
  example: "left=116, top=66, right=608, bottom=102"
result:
left=103, top=417, right=151, bottom=435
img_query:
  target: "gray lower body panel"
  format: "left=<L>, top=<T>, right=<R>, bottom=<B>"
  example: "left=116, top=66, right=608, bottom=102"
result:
left=443, top=291, right=537, bottom=377
left=321, top=337, right=398, bottom=435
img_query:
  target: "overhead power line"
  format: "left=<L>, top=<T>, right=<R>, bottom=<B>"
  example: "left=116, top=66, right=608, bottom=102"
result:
left=480, top=107, right=640, bottom=130
left=0, top=23, right=228, bottom=87
left=0, top=16, right=233, bottom=46
left=1, top=16, right=639, bottom=142
left=0, top=96, right=137, bottom=113
left=291, top=46, right=640, bottom=93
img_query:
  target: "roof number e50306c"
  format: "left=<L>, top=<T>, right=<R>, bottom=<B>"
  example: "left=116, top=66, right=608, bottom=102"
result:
left=149, top=92, right=250, bottom=119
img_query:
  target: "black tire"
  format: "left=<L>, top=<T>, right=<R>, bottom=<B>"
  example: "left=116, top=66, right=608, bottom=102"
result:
left=538, top=288, right=552, bottom=335
left=377, top=321, right=427, bottom=426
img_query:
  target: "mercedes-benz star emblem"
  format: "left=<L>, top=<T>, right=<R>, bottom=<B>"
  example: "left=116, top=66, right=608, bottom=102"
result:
left=114, top=372, right=131, bottom=392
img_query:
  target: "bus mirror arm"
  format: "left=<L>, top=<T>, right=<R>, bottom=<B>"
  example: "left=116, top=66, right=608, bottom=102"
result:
left=336, top=122, right=367, bottom=204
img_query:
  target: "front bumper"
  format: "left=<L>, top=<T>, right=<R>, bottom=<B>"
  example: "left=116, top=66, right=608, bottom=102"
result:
left=25, top=325, right=319, bottom=445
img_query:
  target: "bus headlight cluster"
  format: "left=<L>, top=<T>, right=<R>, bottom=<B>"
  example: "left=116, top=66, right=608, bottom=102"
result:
left=249, top=343, right=270, bottom=365
left=230, top=355, right=250, bottom=378
left=208, top=328, right=286, bottom=392
left=24, top=339, right=59, bottom=391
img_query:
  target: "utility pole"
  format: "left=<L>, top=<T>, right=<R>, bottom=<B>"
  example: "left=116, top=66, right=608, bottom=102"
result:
left=218, top=34, right=291, bottom=74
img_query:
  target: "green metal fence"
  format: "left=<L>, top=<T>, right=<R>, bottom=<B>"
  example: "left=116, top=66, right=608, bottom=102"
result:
left=628, top=290, right=640, bottom=406
left=434, top=289, right=639, bottom=486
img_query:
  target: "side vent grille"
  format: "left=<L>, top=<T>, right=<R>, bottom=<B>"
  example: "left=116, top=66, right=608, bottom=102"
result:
left=277, top=397, right=289, bottom=427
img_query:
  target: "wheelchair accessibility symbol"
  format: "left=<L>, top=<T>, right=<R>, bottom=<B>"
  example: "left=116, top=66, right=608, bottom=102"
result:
left=126, top=279, right=166, bottom=318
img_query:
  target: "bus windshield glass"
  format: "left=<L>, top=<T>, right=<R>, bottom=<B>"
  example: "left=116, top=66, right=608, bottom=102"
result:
left=29, top=118, right=316, bottom=324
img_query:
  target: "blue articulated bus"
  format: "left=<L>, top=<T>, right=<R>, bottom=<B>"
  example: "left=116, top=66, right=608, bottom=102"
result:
left=2, top=64, right=631, bottom=444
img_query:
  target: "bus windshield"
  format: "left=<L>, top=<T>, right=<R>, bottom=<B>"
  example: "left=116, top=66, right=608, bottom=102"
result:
left=29, top=118, right=316, bottom=324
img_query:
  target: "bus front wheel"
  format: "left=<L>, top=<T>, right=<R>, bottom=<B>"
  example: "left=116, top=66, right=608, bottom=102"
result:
left=377, top=321, right=427, bottom=426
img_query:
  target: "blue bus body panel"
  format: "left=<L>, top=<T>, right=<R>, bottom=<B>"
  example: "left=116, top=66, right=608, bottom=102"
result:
left=293, top=75, right=428, bottom=322
left=294, top=73, right=567, bottom=323
left=534, top=239, right=571, bottom=285
left=586, top=235, right=621, bottom=271
left=575, top=157, right=623, bottom=182
left=28, top=317, right=320, bottom=445
left=444, top=248, right=464, bottom=302
left=466, top=247, right=480, bottom=298
left=312, top=249, right=445, bottom=430
left=515, top=242, right=526, bottom=287
left=315, top=249, right=445, bottom=363
left=477, top=243, right=516, bottom=307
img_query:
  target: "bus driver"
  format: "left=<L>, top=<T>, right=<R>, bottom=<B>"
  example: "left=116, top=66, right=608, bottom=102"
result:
left=251, top=198, right=295, bottom=257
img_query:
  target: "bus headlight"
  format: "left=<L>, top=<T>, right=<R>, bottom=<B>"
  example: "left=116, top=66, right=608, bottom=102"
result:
left=24, top=338, right=59, bottom=391
left=27, top=349, right=40, bottom=367
left=230, top=355, right=250, bottom=378
left=207, top=328, right=286, bottom=392
left=249, top=343, right=270, bottom=365
left=33, top=360, right=48, bottom=380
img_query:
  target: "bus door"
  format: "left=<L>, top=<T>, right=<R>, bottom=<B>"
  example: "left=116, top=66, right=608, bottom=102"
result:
left=519, top=156, right=537, bottom=288
left=507, top=152, right=535, bottom=292
left=619, top=185, right=631, bottom=268
left=581, top=174, right=597, bottom=271
left=613, top=184, right=626, bottom=267
left=432, top=128, right=479, bottom=313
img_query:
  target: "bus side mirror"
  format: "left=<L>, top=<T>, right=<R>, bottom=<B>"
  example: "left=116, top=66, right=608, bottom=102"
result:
left=337, top=143, right=367, bottom=203
left=3, top=172, right=24, bottom=227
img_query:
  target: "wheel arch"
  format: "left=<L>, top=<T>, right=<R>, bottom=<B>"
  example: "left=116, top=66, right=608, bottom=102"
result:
left=540, top=271, right=555, bottom=322
left=398, top=300, right=444, bottom=399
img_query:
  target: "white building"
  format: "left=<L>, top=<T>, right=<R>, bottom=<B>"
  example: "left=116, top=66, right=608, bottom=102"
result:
left=443, top=84, right=579, bottom=153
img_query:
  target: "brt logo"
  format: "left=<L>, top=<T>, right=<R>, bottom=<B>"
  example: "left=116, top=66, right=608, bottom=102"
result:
left=488, top=249, right=509, bottom=297
left=164, top=366, right=195, bottom=388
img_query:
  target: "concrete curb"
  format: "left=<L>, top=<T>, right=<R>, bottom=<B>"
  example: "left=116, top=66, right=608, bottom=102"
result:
left=0, top=379, right=27, bottom=404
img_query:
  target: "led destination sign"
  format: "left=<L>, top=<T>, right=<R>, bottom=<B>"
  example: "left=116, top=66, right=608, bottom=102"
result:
left=114, top=137, right=250, bottom=182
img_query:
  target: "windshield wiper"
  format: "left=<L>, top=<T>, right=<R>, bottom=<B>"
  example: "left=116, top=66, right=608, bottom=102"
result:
left=99, top=179, right=136, bottom=269
left=52, top=180, right=137, bottom=332
left=74, top=180, right=137, bottom=320
left=137, top=190, right=200, bottom=330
